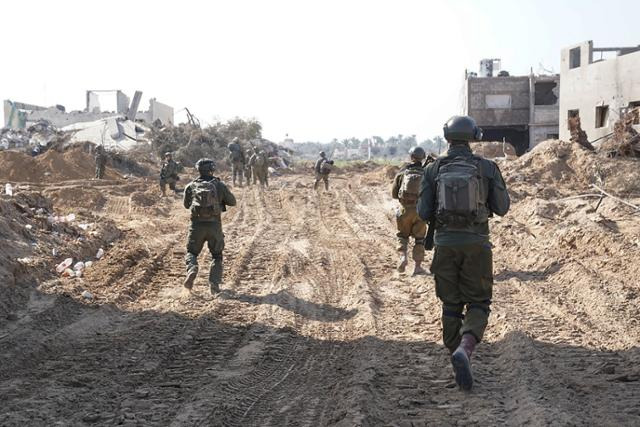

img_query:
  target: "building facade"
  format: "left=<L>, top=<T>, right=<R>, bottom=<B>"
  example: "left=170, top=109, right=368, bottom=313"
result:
left=559, top=41, right=640, bottom=142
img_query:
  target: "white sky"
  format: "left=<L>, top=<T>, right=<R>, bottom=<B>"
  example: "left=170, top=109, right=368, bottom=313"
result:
left=2, top=0, right=639, bottom=142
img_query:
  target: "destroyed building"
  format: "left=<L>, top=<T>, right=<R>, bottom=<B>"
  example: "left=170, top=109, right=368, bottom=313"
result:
left=462, top=59, right=560, bottom=155
left=559, top=41, right=640, bottom=142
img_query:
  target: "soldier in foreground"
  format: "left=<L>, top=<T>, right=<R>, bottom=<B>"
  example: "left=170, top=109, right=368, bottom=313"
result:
left=183, top=158, right=236, bottom=294
left=94, top=145, right=107, bottom=179
left=228, top=137, right=245, bottom=187
left=313, top=151, right=332, bottom=191
left=391, top=146, right=433, bottom=275
left=417, top=115, right=510, bottom=391
left=160, top=152, right=180, bottom=196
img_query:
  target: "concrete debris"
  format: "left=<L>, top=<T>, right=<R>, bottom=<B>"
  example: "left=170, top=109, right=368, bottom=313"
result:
left=601, top=107, right=640, bottom=157
left=63, top=117, right=150, bottom=151
left=0, top=120, right=67, bottom=152
left=568, top=116, right=595, bottom=151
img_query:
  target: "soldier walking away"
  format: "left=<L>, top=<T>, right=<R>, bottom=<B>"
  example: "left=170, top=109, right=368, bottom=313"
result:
left=244, top=149, right=253, bottom=186
left=313, top=151, right=333, bottom=191
left=160, top=152, right=180, bottom=196
left=417, top=116, right=510, bottom=391
left=391, top=146, right=434, bottom=275
left=94, top=145, right=107, bottom=179
left=249, top=147, right=270, bottom=188
left=228, top=137, right=246, bottom=187
left=183, top=158, right=236, bottom=295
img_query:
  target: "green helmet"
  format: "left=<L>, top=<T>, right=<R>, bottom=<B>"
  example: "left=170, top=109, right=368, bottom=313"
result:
left=409, top=146, right=426, bottom=161
left=443, top=116, right=483, bottom=142
left=195, top=158, right=215, bottom=174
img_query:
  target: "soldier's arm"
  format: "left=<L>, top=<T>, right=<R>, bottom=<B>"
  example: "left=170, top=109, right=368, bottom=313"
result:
left=487, top=161, right=510, bottom=216
left=183, top=184, right=192, bottom=209
left=391, top=173, right=402, bottom=199
left=220, top=182, right=237, bottom=207
left=314, top=159, right=322, bottom=173
left=417, top=163, right=437, bottom=222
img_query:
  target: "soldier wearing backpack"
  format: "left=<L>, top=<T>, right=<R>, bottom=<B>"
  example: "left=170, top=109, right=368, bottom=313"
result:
left=391, top=146, right=433, bottom=275
left=183, top=158, right=236, bottom=294
left=313, top=151, right=332, bottom=191
left=228, top=137, right=246, bottom=187
left=249, top=147, right=269, bottom=188
left=417, top=116, right=510, bottom=391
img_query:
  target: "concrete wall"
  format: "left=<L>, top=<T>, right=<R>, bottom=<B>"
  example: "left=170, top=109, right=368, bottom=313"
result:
left=466, top=76, right=531, bottom=126
left=136, top=98, right=174, bottom=125
left=559, top=41, right=640, bottom=141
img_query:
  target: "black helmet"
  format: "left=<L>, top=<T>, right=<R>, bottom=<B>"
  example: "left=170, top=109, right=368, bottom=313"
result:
left=195, top=158, right=215, bottom=174
left=443, top=116, right=483, bottom=142
left=409, top=146, right=426, bottom=161
left=319, top=151, right=326, bottom=158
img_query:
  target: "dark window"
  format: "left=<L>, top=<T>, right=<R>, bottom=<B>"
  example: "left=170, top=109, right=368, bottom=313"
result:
left=569, top=47, right=581, bottom=69
left=546, top=133, right=559, bottom=139
left=534, top=82, right=558, bottom=105
left=568, top=109, right=579, bottom=130
left=595, top=105, right=609, bottom=128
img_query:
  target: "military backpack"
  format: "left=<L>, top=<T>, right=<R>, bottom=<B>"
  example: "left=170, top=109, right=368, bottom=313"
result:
left=190, top=179, right=221, bottom=220
left=435, top=157, right=487, bottom=229
left=319, top=160, right=333, bottom=175
left=398, top=167, right=423, bottom=205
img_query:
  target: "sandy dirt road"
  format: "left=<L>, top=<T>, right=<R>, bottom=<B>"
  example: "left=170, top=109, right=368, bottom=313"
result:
left=1, top=167, right=639, bottom=426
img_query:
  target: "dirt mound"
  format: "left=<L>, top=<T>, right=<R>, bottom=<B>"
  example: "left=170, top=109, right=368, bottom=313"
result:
left=503, top=139, right=640, bottom=196
left=0, top=143, right=121, bottom=183
left=471, top=141, right=517, bottom=158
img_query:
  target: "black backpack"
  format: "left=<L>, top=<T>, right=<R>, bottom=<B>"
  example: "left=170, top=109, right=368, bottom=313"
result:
left=435, top=156, right=488, bottom=229
left=190, top=179, right=221, bottom=220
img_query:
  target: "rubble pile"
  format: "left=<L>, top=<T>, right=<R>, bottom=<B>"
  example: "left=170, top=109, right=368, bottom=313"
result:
left=568, top=116, right=595, bottom=151
left=600, top=107, right=640, bottom=157
left=0, top=120, right=68, bottom=153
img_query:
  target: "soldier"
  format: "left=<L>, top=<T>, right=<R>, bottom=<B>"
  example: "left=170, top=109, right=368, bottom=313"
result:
left=313, top=151, right=331, bottom=191
left=417, top=116, right=510, bottom=391
left=244, top=149, right=253, bottom=186
left=249, top=147, right=269, bottom=188
left=183, top=158, right=236, bottom=294
left=94, top=145, right=107, bottom=179
left=228, top=137, right=245, bottom=187
left=391, top=146, right=433, bottom=275
left=160, top=152, right=180, bottom=196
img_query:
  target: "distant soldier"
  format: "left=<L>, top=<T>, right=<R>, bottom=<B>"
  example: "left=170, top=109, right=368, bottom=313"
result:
left=417, top=115, right=510, bottom=391
left=228, top=137, right=245, bottom=187
left=160, top=152, right=180, bottom=196
left=94, top=145, right=107, bottom=179
left=244, top=149, right=253, bottom=186
left=391, top=146, right=433, bottom=275
left=249, top=147, right=269, bottom=188
left=183, top=158, right=236, bottom=294
left=313, top=151, right=333, bottom=191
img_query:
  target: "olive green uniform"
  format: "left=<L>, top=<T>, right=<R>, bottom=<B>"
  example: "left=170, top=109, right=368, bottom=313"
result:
left=228, top=142, right=245, bottom=186
left=94, top=149, right=107, bottom=179
left=249, top=152, right=269, bottom=187
left=244, top=151, right=253, bottom=186
left=183, top=176, right=236, bottom=286
left=417, top=144, right=510, bottom=351
left=391, top=162, right=427, bottom=263
left=160, top=159, right=180, bottom=194
left=313, top=157, right=329, bottom=190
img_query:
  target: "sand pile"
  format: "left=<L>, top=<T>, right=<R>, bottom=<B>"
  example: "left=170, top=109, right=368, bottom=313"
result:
left=503, top=139, right=640, bottom=196
left=0, top=143, right=121, bottom=183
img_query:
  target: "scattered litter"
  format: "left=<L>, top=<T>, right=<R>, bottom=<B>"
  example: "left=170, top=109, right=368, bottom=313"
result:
left=47, top=213, right=77, bottom=224
left=25, top=224, right=33, bottom=230
left=78, top=223, right=92, bottom=231
left=5, top=183, right=13, bottom=196
left=96, top=248, right=105, bottom=259
left=55, top=257, right=73, bottom=274
left=17, top=257, right=33, bottom=264
left=52, top=248, right=58, bottom=256
left=73, top=261, right=85, bottom=271
left=81, top=290, right=94, bottom=300
left=84, top=261, right=93, bottom=268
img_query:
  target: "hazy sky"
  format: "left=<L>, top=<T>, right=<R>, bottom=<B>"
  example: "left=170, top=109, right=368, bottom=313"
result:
left=2, top=0, right=638, bottom=142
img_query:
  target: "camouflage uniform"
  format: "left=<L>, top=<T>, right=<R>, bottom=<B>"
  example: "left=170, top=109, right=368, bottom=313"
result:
left=94, top=147, right=107, bottom=179
left=160, top=158, right=180, bottom=195
left=313, top=157, right=329, bottom=190
left=417, top=144, right=510, bottom=351
left=244, top=150, right=253, bottom=186
left=228, top=141, right=245, bottom=187
left=249, top=151, right=269, bottom=188
left=391, top=161, right=428, bottom=267
left=183, top=176, right=236, bottom=289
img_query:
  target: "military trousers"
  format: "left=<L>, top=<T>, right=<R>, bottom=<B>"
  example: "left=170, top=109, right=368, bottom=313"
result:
left=95, top=164, right=105, bottom=179
left=255, top=168, right=268, bottom=187
left=430, top=242, right=493, bottom=352
left=232, top=161, right=244, bottom=186
left=160, top=176, right=177, bottom=193
left=314, top=173, right=329, bottom=190
left=185, top=220, right=225, bottom=285
left=395, top=204, right=427, bottom=262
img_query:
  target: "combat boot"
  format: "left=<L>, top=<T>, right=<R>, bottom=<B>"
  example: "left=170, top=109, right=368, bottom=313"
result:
left=451, top=333, right=477, bottom=391
left=397, top=252, right=408, bottom=273
left=210, top=281, right=220, bottom=294
left=183, top=266, right=198, bottom=290
left=412, top=261, right=427, bottom=276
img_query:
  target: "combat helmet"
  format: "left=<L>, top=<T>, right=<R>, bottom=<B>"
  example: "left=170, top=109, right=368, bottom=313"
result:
left=409, top=146, right=426, bottom=161
left=319, top=151, right=326, bottom=158
left=195, top=158, right=216, bottom=174
left=443, top=116, right=483, bottom=142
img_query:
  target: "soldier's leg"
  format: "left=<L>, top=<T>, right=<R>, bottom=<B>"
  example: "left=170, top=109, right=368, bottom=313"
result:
left=458, top=242, right=494, bottom=342
left=237, top=162, right=244, bottom=186
left=410, top=212, right=427, bottom=263
left=159, top=179, right=167, bottom=196
left=264, top=169, right=269, bottom=187
left=206, top=223, right=225, bottom=293
left=431, top=245, right=465, bottom=352
left=395, top=207, right=412, bottom=272
left=168, top=178, right=177, bottom=193
left=184, top=223, right=207, bottom=289
left=323, top=175, right=329, bottom=191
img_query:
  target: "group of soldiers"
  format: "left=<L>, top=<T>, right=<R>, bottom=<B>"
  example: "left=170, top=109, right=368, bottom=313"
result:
left=228, top=137, right=270, bottom=188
